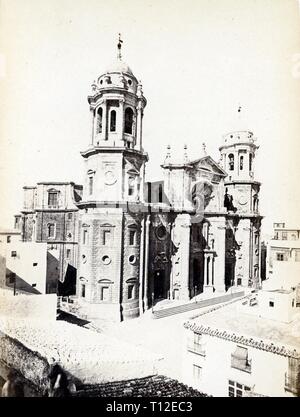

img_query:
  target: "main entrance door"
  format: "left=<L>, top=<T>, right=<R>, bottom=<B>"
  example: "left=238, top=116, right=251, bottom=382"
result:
left=154, top=269, right=165, bottom=300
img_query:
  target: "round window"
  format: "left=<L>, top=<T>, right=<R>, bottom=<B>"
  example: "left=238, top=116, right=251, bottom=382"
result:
left=156, top=225, right=167, bottom=240
left=128, top=79, right=132, bottom=85
left=129, top=255, right=136, bottom=265
left=102, top=255, right=111, bottom=265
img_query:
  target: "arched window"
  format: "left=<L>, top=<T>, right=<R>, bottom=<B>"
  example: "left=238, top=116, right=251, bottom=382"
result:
left=89, top=176, right=93, bottom=195
left=228, top=154, right=234, bottom=171
left=110, top=110, right=116, bottom=132
left=128, top=176, right=135, bottom=196
left=253, top=196, right=258, bottom=212
left=97, top=107, right=103, bottom=134
left=124, top=107, right=134, bottom=135
left=47, top=223, right=55, bottom=239
left=249, top=154, right=253, bottom=172
left=240, top=155, right=244, bottom=170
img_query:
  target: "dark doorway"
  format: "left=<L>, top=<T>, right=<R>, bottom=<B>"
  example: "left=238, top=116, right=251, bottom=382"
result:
left=192, top=258, right=202, bottom=295
left=225, top=262, right=234, bottom=291
left=154, top=269, right=165, bottom=300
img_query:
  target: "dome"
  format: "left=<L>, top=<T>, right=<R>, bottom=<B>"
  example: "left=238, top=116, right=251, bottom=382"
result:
left=104, top=58, right=134, bottom=76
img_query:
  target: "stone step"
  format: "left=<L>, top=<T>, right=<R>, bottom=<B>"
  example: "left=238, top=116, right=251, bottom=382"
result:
left=152, top=291, right=245, bottom=319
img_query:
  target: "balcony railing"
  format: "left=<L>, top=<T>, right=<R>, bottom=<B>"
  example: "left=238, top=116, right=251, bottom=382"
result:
left=231, top=355, right=252, bottom=373
left=285, top=374, right=300, bottom=395
left=187, top=343, right=206, bottom=356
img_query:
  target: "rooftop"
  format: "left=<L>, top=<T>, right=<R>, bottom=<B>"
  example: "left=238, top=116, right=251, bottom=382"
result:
left=0, top=319, right=162, bottom=385
left=184, top=298, right=300, bottom=358
left=74, top=375, right=208, bottom=397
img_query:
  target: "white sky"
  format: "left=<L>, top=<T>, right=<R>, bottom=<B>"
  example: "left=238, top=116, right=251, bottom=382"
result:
left=0, top=0, right=300, bottom=237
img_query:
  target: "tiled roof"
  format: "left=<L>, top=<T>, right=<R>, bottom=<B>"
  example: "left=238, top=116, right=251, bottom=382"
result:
left=74, top=375, right=208, bottom=397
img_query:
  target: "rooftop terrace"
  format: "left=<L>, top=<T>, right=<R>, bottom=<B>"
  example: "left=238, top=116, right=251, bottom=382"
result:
left=184, top=299, right=300, bottom=358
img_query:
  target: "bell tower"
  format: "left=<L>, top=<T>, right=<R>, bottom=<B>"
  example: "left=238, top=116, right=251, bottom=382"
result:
left=88, top=35, right=146, bottom=151
left=80, top=36, right=148, bottom=204
left=219, top=130, right=262, bottom=289
left=76, top=37, right=148, bottom=321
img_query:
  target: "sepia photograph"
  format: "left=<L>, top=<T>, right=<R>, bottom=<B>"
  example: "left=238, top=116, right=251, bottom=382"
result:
left=0, top=0, right=300, bottom=403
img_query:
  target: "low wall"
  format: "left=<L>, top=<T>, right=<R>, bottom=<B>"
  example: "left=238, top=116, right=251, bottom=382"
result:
left=0, top=330, right=50, bottom=394
left=0, top=290, right=57, bottom=321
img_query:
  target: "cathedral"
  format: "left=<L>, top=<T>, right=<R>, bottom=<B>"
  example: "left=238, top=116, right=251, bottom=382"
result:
left=17, top=41, right=262, bottom=321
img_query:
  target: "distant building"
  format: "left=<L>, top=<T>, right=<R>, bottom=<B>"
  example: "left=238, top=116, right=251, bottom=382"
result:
left=182, top=290, right=300, bottom=397
left=19, top=182, right=82, bottom=294
left=266, top=223, right=300, bottom=290
left=0, top=229, right=51, bottom=294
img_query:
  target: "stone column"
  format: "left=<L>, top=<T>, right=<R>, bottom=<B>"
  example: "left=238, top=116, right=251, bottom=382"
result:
left=143, top=215, right=150, bottom=310
left=136, top=101, right=143, bottom=151
left=213, top=220, right=226, bottom=293
left=119, top=99, right=125, bottom=143
left=203, top=252, right=214, bottom=294
left=90, top=107, right=95, bottom=147
left=102, top=99, right=107, bottom=141
left=139, top=216, right=145, bottom=314
left=178, top=214, right=191, bottom=301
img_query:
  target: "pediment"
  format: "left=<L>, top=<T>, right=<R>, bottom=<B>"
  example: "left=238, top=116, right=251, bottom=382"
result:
left=190, top=156, right=227, bottom=178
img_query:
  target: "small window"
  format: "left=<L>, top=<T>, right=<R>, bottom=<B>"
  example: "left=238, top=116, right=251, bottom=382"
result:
left=282, top=232, right=287, bottom=240
left=125, top=107, right=134, bottom=135
left=81, top=284, right=86, bottom=298
left=237, top=278, right=242, bottom=286
left=66, top=249, right=71, bottom=259
left=228, top=380, right=251, bottom=397
left=48, top=192, right=58, bottom=207
left=249, top=154, right=253, bottom=171
left=33, top=262, right=38, bottom=267
left=129, top=230, right=136, bottom=246
left=31, top=283, right=37, bottom=288
left=11, top=251, right=17, bottom=257
left=102, top=230, right=111, bottom=246
left=97, top=107, right=103, bottom=134
left=82, top=229, right=88, bottom=245
left=269, top=301, right=274, bottom=307
left=292, top=299, right=295, bottom=307
left=156, top=225, right=167, bottom=240
left=158, top=184, right=163, bottom=203
left=6, top=236, right=11, bottom=243
left=89, top=176, right=94, bottom=196
left=102, top=255, right=111, bottom=265
left=276, top=253, right=284, bottom=261
left=193, top=365, right=202, bottom=382
left=239, top=155, right=244, bottom=170
left=67, top=213, right=72, bottom=220
left=129, top=255, right=136, bottom=265
left=110, top=110, right=116, bottom=132
left=128, top=176, right=135, bottom=196
left=128, top=284, right=134, bottom=300
left=228, top=154, right=234, bottom=171
left=48, top=224, right=55, bottom=239
left=101, top=286, right=109, bottom=301
left=8, top=273, right=16, bottom=284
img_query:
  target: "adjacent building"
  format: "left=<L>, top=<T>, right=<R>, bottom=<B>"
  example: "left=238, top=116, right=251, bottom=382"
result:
left=18, top=182, right=83, bottom=294
left=182, top=290, right=300, bottom=397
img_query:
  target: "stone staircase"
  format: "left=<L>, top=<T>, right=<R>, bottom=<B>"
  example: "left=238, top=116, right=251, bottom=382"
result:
left=152, top=291, right=245, bottom=319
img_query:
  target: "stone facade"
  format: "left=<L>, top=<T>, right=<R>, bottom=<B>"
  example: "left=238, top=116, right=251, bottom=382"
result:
left=19, top=182, right=82, bottom=293
left=16, top=45, right=263, bottom=320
